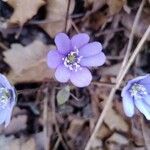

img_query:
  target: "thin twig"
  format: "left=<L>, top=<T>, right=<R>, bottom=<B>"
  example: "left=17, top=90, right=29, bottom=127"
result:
left=43, top=88, right=49, bottom=150
left=0, top=42, right=8, bottom=50
left=91, top=81, right=115, bottom=87
left=28, top=13, right=84, bottom=25
left=71, top=20, right=80, bottom=33
left=51, top=88, right=69, bottom=150
left=95, top=28, right=124, bottom=37
left=117, top=0, right=145, bottom=80
left=64, top=0, right=71, bottom=32
left=85, top=26, right=150, bottom=150
left=15, top=26, right=23, bottom=39
left=17, top=87, right=40, bottom=95
left=53, top=138, right=61, bottom=150
left=70, top=92, right=80, bottom=101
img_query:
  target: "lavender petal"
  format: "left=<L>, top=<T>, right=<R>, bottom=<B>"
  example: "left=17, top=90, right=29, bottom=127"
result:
left=79, top=42, right=102, bottom=57
left=55, top=64, right=70, bottom=83
left=47, top=50, right=63, bottom=68
left=55, top=33, right=71, bottom=55
left=80, top=52, right=106, bottom=67
left=71, top=33, right=90, bottom=49
left=135, top=99, right=150, bottom=120
left=70, top=68, right=92, bottom=87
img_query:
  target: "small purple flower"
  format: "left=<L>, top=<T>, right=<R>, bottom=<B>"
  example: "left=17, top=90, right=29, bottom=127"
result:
left=47, top=33, right=106, bottom=87
left=121, top=75, right=150, bottom=120
left=0, top=74, right=16, bottom=127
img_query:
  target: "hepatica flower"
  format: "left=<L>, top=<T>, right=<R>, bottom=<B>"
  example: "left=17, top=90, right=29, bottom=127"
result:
left=47, top=33, right=106, bottom=87
left=0, top=74, right=16, bottom=127
left=121, top=75, right=150, bottom=120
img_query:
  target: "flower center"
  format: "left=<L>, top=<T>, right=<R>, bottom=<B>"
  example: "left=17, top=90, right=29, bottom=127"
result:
left=130, top=83, right=147, bottom=99
left=0, top=87, right=10, bottom=109
left=63, top=48, right=82, bottom=71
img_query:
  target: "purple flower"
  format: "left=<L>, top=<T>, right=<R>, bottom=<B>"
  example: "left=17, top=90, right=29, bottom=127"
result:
left=0, top=74, right=16, bottom=127
left=121, top=75, right=150, bottom=120
left=47, top=33, right=106, bottom=87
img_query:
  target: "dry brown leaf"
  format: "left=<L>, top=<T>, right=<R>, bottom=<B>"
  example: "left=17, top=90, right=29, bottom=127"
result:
left=106, top=0, right=126, bottom=16
left=0, top=135, right=35, bottom=150
left=121, top=11, right=150, bottom=41
left=84, top=0, right=105, bottom=12
left=141, top=119, right=150, bottom=149
left=3, top=40, right=54, bottom=84
left=87, top=11, right=108, bottom=30
left=0, top=115, right=27, bottom=135
left=34, top=132, right=45, bottom=150
left=107, top=132, right=129, bottom=145
left=5, top=0, right=46, bottom=26
left=67, top=118, right=86, bottom=139
left=97, top=123, right=110, bottom=140
left=100, top=63, right=122, bottom=76
left=41, top=0, right=75, bottom=38
left=104, top=107, right=129, bottom=132
left=131, top=116, right=144, bottom=146
left=84, top=0, right=126, bottom=16
left=90, top=138, right=102, bottom=150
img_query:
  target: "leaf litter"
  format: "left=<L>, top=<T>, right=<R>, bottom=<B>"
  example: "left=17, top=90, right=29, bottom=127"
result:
left=0, top=0, right=150, bottom=149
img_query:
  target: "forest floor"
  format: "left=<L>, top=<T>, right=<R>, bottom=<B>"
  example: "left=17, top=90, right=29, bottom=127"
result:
left=0, top=0, right=150, bottom=149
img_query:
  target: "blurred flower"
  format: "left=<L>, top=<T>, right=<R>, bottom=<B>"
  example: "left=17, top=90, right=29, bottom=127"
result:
left=0, top=74, right=16, bottom=127
left=47, top=33, right=106, bottom=87
left=121, top=75, right=150, bottom=119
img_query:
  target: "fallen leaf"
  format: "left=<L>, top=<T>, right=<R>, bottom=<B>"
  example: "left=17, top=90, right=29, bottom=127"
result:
left=107, top=132, right=129, bottom=145
left=106, top=0, right=126, bottom=16
left=104, top=107, right=129, bottom=132
left=131, top=116, right=144, bottom=146
left=141, top=119, right=150, bottom=149
left=84, top=0, right=105, bottom=12
left=97, top=123, right=110, bottom=140
left=105, top=142, right=123, bottom=150
left=4, top=0, right=46, bottom=26
left=4, top=115, right=27, bottom=135
left=90, top=138, right=103, bottom=150
left=67, top=118, right=86, bottom=139
left=100, top=63, right=122, bottom=76
left=34, top=132, right=45, bottom=150
left=41, top=0, right=75, bottom=38
left=3, top=40, right=54, bottom=84
left=0, top=135, right=35, bottom=150
left=86, top=11, right=108, bottom=30
left=84, top=0, right=126, bottom=16
left=121, top=11, right=150, bottom=41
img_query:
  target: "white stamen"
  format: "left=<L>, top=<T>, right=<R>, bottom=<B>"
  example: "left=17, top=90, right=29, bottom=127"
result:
left=0, top=87, right=10, bottom=109
left=130, top=83, right=147, bottom=99
left=63, top=48, right=82, bottom=71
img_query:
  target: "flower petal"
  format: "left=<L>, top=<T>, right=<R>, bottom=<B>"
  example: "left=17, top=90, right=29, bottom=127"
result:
left=122, top=92, right=134, bottom=117
left=55, top=64, right=70, bottom=83
left=135, top=98, right=150, bottom=120
left=80, top=52, right=106, bottom=67
left=71, top=33, right=90, bottom=49
left=143, top=95, right=150, bottom=106
left=0, top=74, right=12, bottom=89
left=139, top=75, right=150, bottom=93
left=70, top=68, right=92, bottom=87
left=79, top=42, right=102, bottom=57
left=0, top=109, right=7, bottom=124
left=55, top=33, right=71, bottom=55
left=5, top=102, right=15, bottom=127
left=47, top=50, right=63, bottom=68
